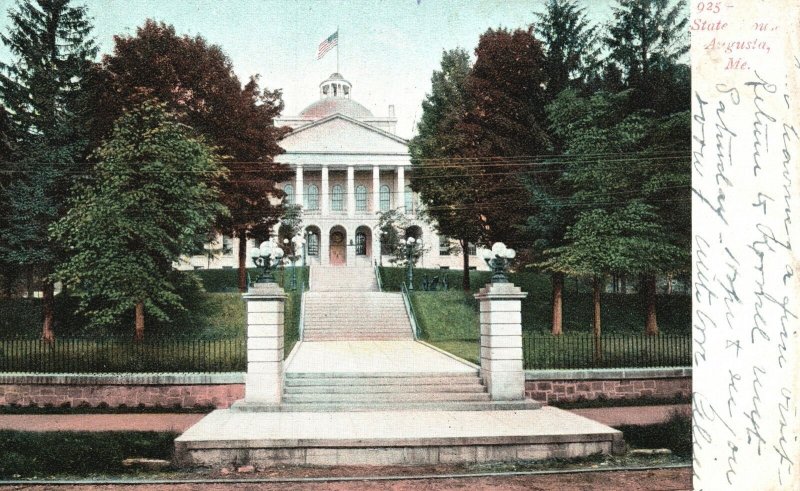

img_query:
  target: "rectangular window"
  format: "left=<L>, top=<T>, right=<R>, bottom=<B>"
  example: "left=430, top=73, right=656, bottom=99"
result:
left=222, top=235, right=232, bottom=255
left=467, top=243, right=477, bottom=256
left=439, top=236, right=450, bottom=256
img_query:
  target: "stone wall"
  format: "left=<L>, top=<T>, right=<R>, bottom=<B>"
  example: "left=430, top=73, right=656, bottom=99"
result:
left=525, top=368, right=691, bottom=405
left=0, top=369, right=689, bottom=409
left=0, top=373, right=244, bottom=409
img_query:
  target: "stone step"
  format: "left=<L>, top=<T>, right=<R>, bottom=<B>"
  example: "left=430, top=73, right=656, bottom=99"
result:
left=284, top=384, right=486, bottom=394
left=283, top=392, right=491, bottom=404
left=285, top=371, right=480, bottom=380
left=284, top=376, right=481, bottom=387
left=228, top=398, right=544, bottom=413
left=303, top=334, right=410, bottom=341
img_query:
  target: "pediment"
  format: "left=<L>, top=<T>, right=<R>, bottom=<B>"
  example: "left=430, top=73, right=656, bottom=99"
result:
left=280, top=114, right=408, bottom=154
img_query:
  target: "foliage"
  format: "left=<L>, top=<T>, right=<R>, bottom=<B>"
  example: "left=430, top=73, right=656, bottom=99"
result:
left=0, top=0, right=97, bottom=339
left=408, top=48, right=480, bottom=290
left=276, top=203, right=303, bottom=256
left=92, top=20, right=292, bottom=290
left=543, top=89, right=690, bottom=279
left=52, top=102, right=225, bottom=336
left=533, top=0, right=602, bottom=100
left=0, top=430, right=176, bottom=477
left=376, top=208, right=410, bottom=261
left=458, top=27, right=551, bottom=249
left=616, top=411, right=692, bottom=457
left=604, top=0, right=689, bottom=114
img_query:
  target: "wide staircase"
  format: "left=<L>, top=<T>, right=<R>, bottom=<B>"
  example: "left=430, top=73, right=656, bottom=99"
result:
left=302, top=266, right=413, bottom=341
left=288, top=265, right=510, bottom=410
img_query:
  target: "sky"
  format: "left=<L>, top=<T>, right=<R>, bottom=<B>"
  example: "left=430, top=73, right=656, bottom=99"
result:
left=0, top=0, right=616, bottom=138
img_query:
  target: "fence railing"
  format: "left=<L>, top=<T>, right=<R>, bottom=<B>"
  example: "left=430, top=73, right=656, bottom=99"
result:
left=401, top=282, right=420, bottom=339
left=0, top=337, right=246, bottom=373
left=523, top=333, right=691, bottom=370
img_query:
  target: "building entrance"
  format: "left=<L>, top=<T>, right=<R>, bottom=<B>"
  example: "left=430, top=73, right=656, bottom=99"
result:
left=329, top=227, right=346, bottom=266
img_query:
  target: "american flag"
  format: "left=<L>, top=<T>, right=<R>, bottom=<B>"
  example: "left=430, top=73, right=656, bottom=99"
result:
left=317, top=31, right=338, bottom=60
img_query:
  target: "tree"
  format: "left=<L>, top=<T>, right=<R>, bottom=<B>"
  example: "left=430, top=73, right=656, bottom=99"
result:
left=541, top=203, right=682, bottom=354
left=409, top=48, right=483, bottom=290
left=93, top=20, right=291, bottom=292
left=276, top=203, right=303, bottom=255
left=0, top=0, right=97, bottom=341
left=533, top=0, right=601, bottom=101
left=604, top=0, right=689, bottom=114
left=52, top=102, right=225, bottom=340
left=544, top=89, right=689, bottom=335
left=458, top=27, right=550, bottom=249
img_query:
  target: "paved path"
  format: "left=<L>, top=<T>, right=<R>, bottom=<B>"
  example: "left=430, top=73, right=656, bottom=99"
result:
left=0, top=404, right=690, bottom=433
left=0, top=468, right=693, bottom=490
left=0, top=413, right=204, bottom=432
left=570, top=404, right=691, bottom=426
left=286, top=341, right=476, bottom=374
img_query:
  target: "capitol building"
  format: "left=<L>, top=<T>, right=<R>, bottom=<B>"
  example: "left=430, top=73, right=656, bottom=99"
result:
left=181, top=72, right=482, bottom=271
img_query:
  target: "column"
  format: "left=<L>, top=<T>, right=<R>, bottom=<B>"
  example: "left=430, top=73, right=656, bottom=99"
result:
left=242, top=282, right=286, bottom=405
left=347, top=165, right=355, bottom=217
left=321, top=165, right=329, bottom=215
left=474, top=282, right=527, bottom=401
left=295, top=166, right=303, bottom=207
left=320, top=230, right=329, bottom=266
left=372, top=166, right=380, bottom=213
left=396, top=166, right=405, bottom=212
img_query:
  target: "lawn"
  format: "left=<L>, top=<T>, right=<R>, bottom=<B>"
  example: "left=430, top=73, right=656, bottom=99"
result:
left=0, top=430, right=177, bottom=478
left=394, top=267, right=691, bottom=369
left=0, top=266, right=307, bottom=372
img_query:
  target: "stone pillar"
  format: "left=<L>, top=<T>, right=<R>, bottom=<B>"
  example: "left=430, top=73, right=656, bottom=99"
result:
left=295, top=166, right=303, bottom=207
left=396, top=166, right=405, bottom=212
left=474, top=282, right=527, bottom=401
left=243, top=282, right=286, bottom=405
left=347, top=166, right=355, bottom=217
left=320, top=230, right=329, bottom=266
left=372, top=166, right=380, bottom=213
left=321, top=165, right=329, bottom=215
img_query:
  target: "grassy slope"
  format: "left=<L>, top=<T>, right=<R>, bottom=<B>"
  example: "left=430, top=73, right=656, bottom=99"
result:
left=391, top=267, right=690, bottom=366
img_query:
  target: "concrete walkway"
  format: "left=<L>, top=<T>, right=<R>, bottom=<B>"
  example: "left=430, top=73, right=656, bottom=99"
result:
left=0, top=413, right=204, bottom=432
left=286, top=341, right=476, bottom=374
left=0, top=405, right=690, bottom=433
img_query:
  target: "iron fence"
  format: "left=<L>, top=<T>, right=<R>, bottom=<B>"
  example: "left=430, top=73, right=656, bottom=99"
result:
left=523, top=333, right=691, bottom=369
left=0, top=336, right=246, bottom=373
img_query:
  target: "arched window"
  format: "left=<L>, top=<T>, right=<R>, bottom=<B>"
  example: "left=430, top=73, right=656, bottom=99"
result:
left=355, top=185, right=367, bottom=211
left=307, top=231, right=319, bottom=256
left=404, top=185, right=414, bottom=213
left=379, top=185, right=391, bottom=212
left=355, top=231, right=367, bottom=255
left=284, top=184, right=294, bottom=204
left=305, top=184, right=319, bottom=210
left=331, top=184, right=344, bottom=211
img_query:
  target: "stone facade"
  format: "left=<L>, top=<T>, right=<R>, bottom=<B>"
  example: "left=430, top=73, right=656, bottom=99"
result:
left=177, top=72, right=489, bottom=272
left=0, top=383, right=243, bottom=409
left=0, top=370, right=689, bottom=409
left=525, top=377, right=691, bottom=404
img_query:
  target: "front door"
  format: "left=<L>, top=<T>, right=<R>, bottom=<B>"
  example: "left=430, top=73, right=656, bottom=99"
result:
left=329, top=230, right=346, bottom=266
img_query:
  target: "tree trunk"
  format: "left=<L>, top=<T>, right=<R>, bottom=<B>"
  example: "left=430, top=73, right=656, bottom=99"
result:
left=134, top=301, right=145, bottom=342
left=41, top=279, right=55, bottom=343
left=621, top=274, right=627, bottom=294
left=551, top=272, right=564, bottom=336
left=460, top=239, right=470, bottom=291
left=645, top=274, right=659, bottom=336
left=237, top=229, right=248, bottom=293
left=592, top=276, right=602, bottom=362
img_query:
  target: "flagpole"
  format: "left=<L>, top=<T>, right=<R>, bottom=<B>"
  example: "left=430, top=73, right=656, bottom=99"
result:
left=336, top=27, right=340, bottom=73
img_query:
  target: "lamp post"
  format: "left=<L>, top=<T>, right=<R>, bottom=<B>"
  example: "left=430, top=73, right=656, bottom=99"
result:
left=480, top=242, right=516, bottom=284
left=379, top=230, right=387, bottom=267
left=405, top=236, right=416, bottom=291
left=249, top=239, right=285, bottom=285
left=286, top=234, right=305, bottom=291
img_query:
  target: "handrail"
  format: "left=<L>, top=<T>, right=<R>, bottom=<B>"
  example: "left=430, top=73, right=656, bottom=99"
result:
left=374, top=260, right=383, bottom=292
left=400, top=282, right=420, bottom=340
